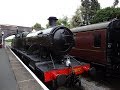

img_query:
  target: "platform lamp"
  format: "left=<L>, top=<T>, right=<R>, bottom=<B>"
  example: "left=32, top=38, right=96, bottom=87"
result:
left=1, top=31, right=4, bottom=48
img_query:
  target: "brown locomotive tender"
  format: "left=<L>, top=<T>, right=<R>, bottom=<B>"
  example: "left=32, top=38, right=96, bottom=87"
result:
left=70, top=19, right=120, bottom=77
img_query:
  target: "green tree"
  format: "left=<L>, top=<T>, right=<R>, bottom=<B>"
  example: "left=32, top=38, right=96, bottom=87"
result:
left=46, top=23, right=49, bottom=28
left=113, top=0, right=119, bottom=8
left=70, top=8, right=83, bottom=28
left=90, top=0, right=100, bottom=22
left=46, top=16, right=71, bottom=28
left=81, top=0, right=91, bottom=25
left=33, top=23, right=44, bottom=30
left=81, top=0, right=100, bottom=24
left=91, top=7, right=120, bottom=24
left=57, top=16, right=71, bottom=28
left=70, top=0, right=100, bottom=27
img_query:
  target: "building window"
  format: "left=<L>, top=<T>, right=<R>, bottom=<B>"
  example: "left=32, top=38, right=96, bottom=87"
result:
left=94, top=33, right=101, bottom=47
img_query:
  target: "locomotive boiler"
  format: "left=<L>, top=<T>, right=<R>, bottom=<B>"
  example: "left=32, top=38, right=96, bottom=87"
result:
left=11, top=17, right=90, bottom=88
left=70, top=19, right=120, bottom=77
left=26, top=26, right=74, bottom=56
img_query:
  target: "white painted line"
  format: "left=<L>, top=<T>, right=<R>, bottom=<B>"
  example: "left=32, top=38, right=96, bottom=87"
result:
left=9, top=48, right=49, bottom=90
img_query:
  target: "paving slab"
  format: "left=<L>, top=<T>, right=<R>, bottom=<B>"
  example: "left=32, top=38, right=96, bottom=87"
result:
left=6, top=47, right=46, bottom=90
left=0, top=48, right=19, bottom=90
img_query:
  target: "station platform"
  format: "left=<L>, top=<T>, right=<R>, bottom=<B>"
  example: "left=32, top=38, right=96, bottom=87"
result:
left=0, top=47, right=48, bottom=90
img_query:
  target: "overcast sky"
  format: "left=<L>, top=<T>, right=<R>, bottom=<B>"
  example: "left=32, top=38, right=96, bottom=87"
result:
left=0, top=0, right=119, bottom=27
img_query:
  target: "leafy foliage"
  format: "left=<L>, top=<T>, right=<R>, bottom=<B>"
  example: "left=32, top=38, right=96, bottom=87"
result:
left=70, top=8, right=83, bottom=28
left=90, top=0, right=100, bottom=21
left=113, top=0, right=119, bottom=8
left=33, top=23, right=44, bottom=30
left=46, top=16, right=71, bottom=28
left=46, top=23, right=49, bottom=28
left=71, top=0, right=100, bottom=27
left=91, top=7, right=120, bottom=24
left=81, top=0, right=100, bottom=24
left=57, top=16, right=71, bottom=28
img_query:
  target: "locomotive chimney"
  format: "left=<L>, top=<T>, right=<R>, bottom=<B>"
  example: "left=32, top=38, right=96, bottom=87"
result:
left=48, top=17, right=58, bottom=27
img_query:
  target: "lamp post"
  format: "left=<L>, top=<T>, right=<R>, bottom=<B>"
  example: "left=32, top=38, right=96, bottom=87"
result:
left=16, top=26, right=18, bottom=34
left=1, top=31, right=4, bottom=48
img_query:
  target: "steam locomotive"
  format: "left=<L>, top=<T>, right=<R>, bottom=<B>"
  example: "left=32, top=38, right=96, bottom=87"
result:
left=11, top=17, right=90, bottom=88
left=70, top=19, right=120, bottom=77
